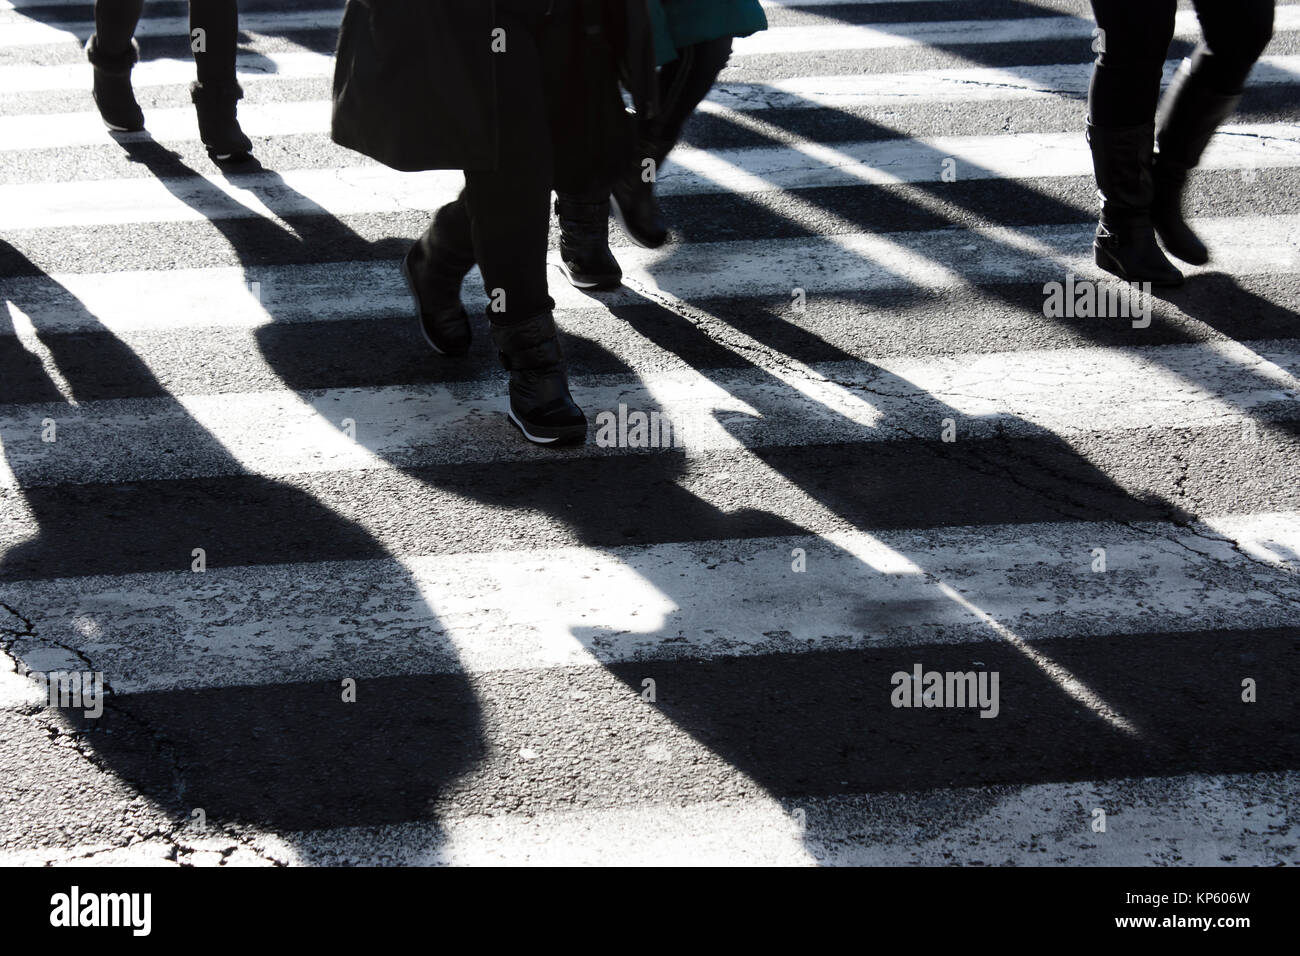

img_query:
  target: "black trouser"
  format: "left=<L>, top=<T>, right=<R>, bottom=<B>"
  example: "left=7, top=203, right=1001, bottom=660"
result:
left=423, top=0, right=628, bottom=324
left=566, top=33, right=734, bottom=204
left=1088, top=0, right=1274, bottom=126
left=647, top=35, right=734, bottom=159
left=94, top=0, right=238, bottom=85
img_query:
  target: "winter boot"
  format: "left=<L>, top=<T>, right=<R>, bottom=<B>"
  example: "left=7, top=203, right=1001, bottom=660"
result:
left=190, top=80, right=252, bottom=163
left=401, top=209, right=475, bottom=356
left=1153, top=59, right=1242, bottom=265
left=610, top=140, right=669, bottom=249
left=490, top=311, right=586, bottom=445
left=1086, top=121, right=1183, bottom=286
left=85, top=35, right=144, bottom=132
left=556, top=195, right=622, bottom=290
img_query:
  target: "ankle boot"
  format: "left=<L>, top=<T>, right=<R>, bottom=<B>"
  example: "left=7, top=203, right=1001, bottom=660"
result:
left=1086, top=121, right=1183, bottom=286
left=401, top=229, right=473, bottom=356
left=190, top=80, right=253, bottom=162
left=490, top=312, right=586, bottom=445
left=610, top=140, right=669, bottom=249
left=556, top=196, right=622, bottom=290
left=1153, top=59, right=1242, bottom=265
left=85, top=35, right=144, bottom=132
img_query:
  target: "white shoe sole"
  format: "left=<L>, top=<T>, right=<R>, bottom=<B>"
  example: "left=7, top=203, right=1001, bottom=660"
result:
left=558, top=258, right=620, bottom=291
left=507, top=407, right=558, bottom=444
left=506, top=406, right=589, bottom=446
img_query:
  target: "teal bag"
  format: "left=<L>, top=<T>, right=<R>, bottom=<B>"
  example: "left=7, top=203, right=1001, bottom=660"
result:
left=648, top=0, right=768, bottom=65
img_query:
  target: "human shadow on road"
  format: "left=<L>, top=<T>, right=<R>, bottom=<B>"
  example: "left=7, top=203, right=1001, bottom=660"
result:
left=0, top=233, right=485, bottom=853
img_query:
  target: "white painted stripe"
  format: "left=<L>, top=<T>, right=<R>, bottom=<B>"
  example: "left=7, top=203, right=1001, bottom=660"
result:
left=704, top=56, right=1300, bottom=112
left=0, top=0, right=964, bottom=9
left=2, top=513, right=1297, bottom=695
left=731, top=8, right=1300, bottom=56
left=4, top=213, right=1295, bottom=336
left=3, top=124, right=1297, bottom=229
left=9, top=7, right=1297, bottom=51
left=0, top=769, right=1292, bottom=865
left=760, top=0, right=964, bottom=6
left=0, top=0, right=921, bottom=10
left=662, top=123, right=1300, bottom=196
left=0, top=164, right=461, bottom=230
left=6, top=58, right=1300, bottom=152
left=0, top=50, right=335, bottom=95
left=0, top=98, right=333, bottom=151
left=6, top=49, right=1298, bottom=105
left=2, top=340, right=1296, bottom=485
left=0, top=8, right=343, bottom=46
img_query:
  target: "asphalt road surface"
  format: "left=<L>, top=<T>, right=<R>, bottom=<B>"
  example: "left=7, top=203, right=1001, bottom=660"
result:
left=0, top=0, right=1298, bottom=865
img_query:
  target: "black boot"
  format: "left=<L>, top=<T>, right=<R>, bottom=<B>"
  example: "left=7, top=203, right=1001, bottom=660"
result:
left=556, top=196, right=622, bottom=290
left=85, top=35, right=144, bottom=132
left=1086, top=121, right=1183, bottom=286
left=610, top=141, right=669, bottom=249
left=490, top=312, right=586, bottom=445
left=1153, top=59, right=1242, bottom=265
left=190, top=80, right=252, bottom=163
left=401, top=223, right=473, bottom=356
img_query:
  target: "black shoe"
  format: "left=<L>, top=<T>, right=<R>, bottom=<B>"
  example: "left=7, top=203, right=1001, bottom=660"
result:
left=556, top=196, right=622, bottom=290
left=86, top=35, right=144, bottom=132
left=610, top=146, right=669, bottom=249
left=400, top=242, right=472, bottom=356
left=490, top=312, right=586, bottom=445
left=1093, top=218, right=1183, bottom=286
left=190, top=80, right=253, bottom=163
left=1152, top=59, right=1242, bottom=265
left=1086, top=121, right=1183, bottom=286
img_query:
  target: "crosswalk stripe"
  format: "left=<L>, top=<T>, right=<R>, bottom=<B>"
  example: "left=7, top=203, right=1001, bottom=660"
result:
left=702, top=56, right=1300, bottom=112
left=8, top=52, right=1299, bottom=110
left=0, top=50, right=336, bottom=95
left=0, top=768, right=1294, bottom=865
left=9, top=7, right=1298, bottom=51
left=2, top=124, right=1296, bottom=228
left=3, top=0, right=1298, bottom=866
left=5, top=213, right=1296, bottom=336
left=0, top=0, right=945, bottom=8
left=0, top=8, right=343, bottom=46
left=2, top=512, right=1296, bottom=695
left=1, top=340, right=1295, bottom=486
left=5, top=61, right=1300, bottom=150
left=734, top=9, right=1300, bottom=56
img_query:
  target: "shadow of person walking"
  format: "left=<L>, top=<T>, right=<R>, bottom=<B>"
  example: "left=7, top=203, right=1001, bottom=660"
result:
left=0, top=234, right=485, bottom=859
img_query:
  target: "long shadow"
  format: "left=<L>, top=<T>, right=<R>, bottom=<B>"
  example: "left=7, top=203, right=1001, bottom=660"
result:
left=581, top=287, right=1299, bottom=835
left=0, top=234, right=485, bottom=854
left=8, top=0, right=1299, bottom=858
left=648, top=65, right=1300, bottom=450
left=134, top=134, right=1298, bottom=846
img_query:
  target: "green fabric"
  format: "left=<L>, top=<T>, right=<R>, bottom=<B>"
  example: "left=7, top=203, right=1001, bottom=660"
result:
left=647, top=0, right=768, bottom=65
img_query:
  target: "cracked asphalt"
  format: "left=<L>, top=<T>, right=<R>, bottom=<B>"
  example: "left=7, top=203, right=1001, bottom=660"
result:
left=0, top=0, right=1298, bottom=866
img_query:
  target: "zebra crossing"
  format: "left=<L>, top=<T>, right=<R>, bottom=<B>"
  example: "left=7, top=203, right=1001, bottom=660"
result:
left=1, top=0, right=1298, bottom=865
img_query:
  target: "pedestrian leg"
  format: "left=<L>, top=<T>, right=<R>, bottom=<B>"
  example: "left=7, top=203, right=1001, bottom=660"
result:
left=1085, top=0, right=1183, bottom=284
left=463, top=0, right=586, bottom=444
left=188, top=0, right=253, bottom=162
left=1152, top=0, right=1275, bottom=262
left=87, top=0, right=146, bottom=131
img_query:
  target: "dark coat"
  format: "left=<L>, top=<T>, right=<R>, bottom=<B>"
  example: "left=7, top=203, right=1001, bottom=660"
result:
left=332, top=0, right=658, bottom=173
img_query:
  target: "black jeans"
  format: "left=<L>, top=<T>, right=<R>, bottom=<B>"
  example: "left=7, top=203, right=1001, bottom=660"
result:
left=94, top=0, right=239, bottom=85
left=648, top=35, right=734, bottom=159
left=565, top=33, right=734, bottom=204
left=1088, top=0, right=1274, bottom=126
left=425, top=0, right=628, bottom=324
